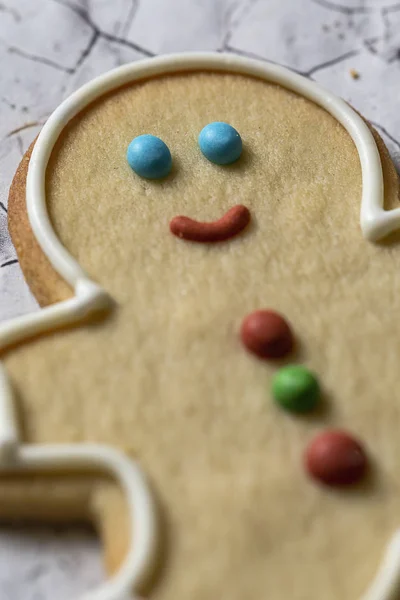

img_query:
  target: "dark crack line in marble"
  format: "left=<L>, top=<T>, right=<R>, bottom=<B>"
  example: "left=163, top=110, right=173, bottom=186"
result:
left=385, top=44, right=400, bottom=64
left=51, top=1, right=98, bottom=31
left=221, top=0, right=259, bottom=50
left=223, top=44, right=307, bottom=76
left=364, top=10, right=389, bottom=58
left=310, top=0, right=370, bottom=14
left=105, top=42, right=129, bottom=68
left=383, top=5, right=400, bottom=63
left=370, top=121, right=400, bottom=150
left=1, top=96, right=15, bottom=110
left=0, top=2, right=20, bottom=21
left=7, top=46, right=74, bottom=74
left=6, top=121, right=44, bottom=138
left=1, top=259, right=18, bottom=268
left=364, top=36, right=379, bottom=55
left=74, top=29, right=100, bottom=70
left=306, top=49, right=359, bottom=76
left=53, top=0, right=154, bottom=59
left=219, top=0, right=240, bottom=47
left=101, top=30, right=155, bottom=57
left=228, top=44, right=359, bottom=80
left=388, top=51, right=400, bottom=63
left=363, top=8, right=400, bottom=63
left=16, top=134, right=23, bottom=157
left=121, top=0, right=139, bottom=38
left=0, top=202, right=7, bottom=214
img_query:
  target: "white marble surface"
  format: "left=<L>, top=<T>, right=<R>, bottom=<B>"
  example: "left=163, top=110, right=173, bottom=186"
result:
left=1, top=0, right=400, bottom=597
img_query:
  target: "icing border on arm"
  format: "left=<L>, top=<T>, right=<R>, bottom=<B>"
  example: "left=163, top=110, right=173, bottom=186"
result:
left=0, top=363, right=158, bottom=600
left=360, top=530, right=400, bottom=600
left=0, top=52, right=391, bottom=349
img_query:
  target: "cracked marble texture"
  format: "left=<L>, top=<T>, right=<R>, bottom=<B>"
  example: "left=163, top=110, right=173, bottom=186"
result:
left=1, top=0, right=400, bottom=598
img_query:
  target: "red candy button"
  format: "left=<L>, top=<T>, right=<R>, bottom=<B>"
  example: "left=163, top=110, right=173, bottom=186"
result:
left=305, top=430, right=367, bottom=486
left=240, top=310, right=294, bottom=359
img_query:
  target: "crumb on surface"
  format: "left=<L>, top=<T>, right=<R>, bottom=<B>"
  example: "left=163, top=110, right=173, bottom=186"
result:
left=350, top=68, right=360, bottom=80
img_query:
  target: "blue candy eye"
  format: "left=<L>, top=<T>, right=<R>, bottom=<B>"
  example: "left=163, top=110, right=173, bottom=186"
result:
left=198, top=122, right=242, bottom=165
left=127, top=134, right=172, bottom=179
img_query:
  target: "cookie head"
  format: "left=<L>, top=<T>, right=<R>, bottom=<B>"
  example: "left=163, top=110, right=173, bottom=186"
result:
left=45, top=69, right=369, bottom=301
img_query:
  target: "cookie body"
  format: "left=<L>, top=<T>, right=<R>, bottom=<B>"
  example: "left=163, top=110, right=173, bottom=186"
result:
left=3, top=58, right=400, bottom=599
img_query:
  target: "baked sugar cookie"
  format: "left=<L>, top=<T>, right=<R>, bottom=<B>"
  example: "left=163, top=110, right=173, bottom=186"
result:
left=2, top=53, right=400, bottom=600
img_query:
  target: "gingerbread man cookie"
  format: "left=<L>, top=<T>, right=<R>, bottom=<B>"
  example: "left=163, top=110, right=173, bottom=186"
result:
left=2, top=54, right=400, bottom=600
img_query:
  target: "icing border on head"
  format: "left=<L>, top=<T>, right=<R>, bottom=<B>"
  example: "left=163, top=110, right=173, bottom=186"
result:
left=0, top=53, right=400, bottom=600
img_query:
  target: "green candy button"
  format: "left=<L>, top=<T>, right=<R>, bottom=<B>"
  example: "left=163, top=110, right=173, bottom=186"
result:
left=272, top=365, right=320, bottom=413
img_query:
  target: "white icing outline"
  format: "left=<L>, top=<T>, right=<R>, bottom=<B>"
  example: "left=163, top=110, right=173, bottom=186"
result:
left=360, top=531, right=400, bottom=600
left=0, top=52, right=399, bottom=599
left=0, top=364, right=157, bottom=600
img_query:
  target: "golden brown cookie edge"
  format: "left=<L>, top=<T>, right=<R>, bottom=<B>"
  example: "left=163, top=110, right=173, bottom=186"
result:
left=7, top=139, right=73, bottom=307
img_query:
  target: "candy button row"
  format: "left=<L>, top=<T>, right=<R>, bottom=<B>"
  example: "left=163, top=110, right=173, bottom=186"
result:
left=240, top=309, right=368, bottom=487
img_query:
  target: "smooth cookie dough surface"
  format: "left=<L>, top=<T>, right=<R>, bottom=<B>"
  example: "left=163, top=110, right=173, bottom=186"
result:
left=5, top=71, right=400, bottom=600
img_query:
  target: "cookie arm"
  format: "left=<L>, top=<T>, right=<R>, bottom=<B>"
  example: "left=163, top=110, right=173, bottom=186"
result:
left=0, top=362, right=158, bottom=600
left=0, top=278, right=111, bottom=352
